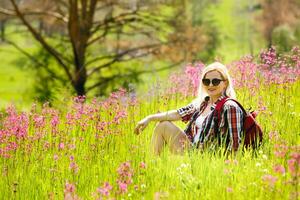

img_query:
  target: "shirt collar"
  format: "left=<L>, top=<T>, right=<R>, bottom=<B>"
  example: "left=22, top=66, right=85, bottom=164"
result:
left=205, top=94, right=228, bottom=111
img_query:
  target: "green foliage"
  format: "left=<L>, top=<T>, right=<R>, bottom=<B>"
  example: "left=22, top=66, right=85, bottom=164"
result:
left=2, top=0, right=299, bottom=107
left=272, top=25, right=300, bottom=53
left=186, top=0, right=221, bottom=62
left=0, top=43, right=33, bottom=109
left=204, top=0, right=265, bottom=62
left=23, top=45, right=72, bottom=103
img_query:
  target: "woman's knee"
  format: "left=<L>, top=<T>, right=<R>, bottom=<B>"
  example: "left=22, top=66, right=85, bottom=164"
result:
left=154, top=121, right=172, bottom=132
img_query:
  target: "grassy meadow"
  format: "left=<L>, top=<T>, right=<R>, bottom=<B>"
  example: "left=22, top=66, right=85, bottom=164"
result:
left=0, top=25, right=35, bottom=109
left=0, top=52, right=299, bottom=199
left=0, top=3, right=299, bottom=199
left=0, top=43, right=33, bottom=109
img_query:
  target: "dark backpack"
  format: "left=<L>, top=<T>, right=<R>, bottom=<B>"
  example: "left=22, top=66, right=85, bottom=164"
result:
left=214, top=98, right=263, bottom=150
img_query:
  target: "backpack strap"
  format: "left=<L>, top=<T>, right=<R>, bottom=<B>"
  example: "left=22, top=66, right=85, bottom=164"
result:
left=213, top=98, right=246, bottom=147
left=213, top=98, right=248, bottom=136
left=214, top=98, right=247, bottom=122
left=214, top=97, right=228, bottom=121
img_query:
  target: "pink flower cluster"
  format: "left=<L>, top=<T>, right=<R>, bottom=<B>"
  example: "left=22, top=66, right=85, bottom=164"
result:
left=288, top=152, right=300, bottom=177
left=166, top=46, right=300, bottom=98
left=260, top=46, right=277, bottom=66
left=262, top=174, right=278, bottom=187
left=0, top=87, right=133, bottom=158
left=97, top=182, right=113, bottom=197
left=270, top=144, right=300, bottom=187
left=69, top=155, right=79, bottom=174
left=116, top=161, right=134, bottom=194
left=185, top=63, right=204, bottom=95
left=259, top=46, right=300, bottom=85
left=0, top=106, right=29, bottom=158
left=274, top=143, right=289, bottom=158
left=64, top=182, right=80, bottom=200
left=228, top=56, right=260, bottom=95
left=94, top=161, right=146, bottom=198
left=166, top=62, right=204, bottom=97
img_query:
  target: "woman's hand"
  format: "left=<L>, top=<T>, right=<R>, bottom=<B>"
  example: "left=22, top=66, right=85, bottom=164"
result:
left=134, top=117, right=151, bottom=135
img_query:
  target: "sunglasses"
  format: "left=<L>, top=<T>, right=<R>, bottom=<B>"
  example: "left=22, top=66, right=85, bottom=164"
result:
left=202, top=78, right=226, bottom=86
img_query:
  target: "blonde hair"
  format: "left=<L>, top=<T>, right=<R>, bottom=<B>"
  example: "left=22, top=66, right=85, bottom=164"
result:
left=192, top=62, right=236, bottom=108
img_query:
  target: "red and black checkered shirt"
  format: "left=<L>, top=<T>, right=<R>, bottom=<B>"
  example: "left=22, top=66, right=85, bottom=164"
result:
left=177, top=95, right=244, bottom=151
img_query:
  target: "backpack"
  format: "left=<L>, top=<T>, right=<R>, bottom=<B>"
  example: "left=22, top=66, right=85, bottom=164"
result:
left=214, top=98, right=263, bottom=150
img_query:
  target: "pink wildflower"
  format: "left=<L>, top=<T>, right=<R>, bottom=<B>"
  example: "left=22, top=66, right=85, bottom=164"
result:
left=51, top=115, right=60, bottom=127
left=225, top=160, right=231, bottom=165
left=273, top=164, right=285, bottom=175
left=290, top=152, right=300, bottom=162
left=69, top=162, right=79, bottom=173
left=226, top=187, right=233, bottom=193
left=274, top=144, right=288, bottom=158
left=59, top=143, right=65, bottom=150
left=64, top=182, right=80, bottom=200
left=287, top=158, right=299, bottom=176
left=97, top=182, right=112, bottom=196
left=140, top=162, right=146, bottom=169
left=64, top=182, right=75, bottom=193
left=118, top=181, right=128, bottom=194
left=68, top=144, right=76, bottom=150
left=262, top=174, right=277, bottom=187
left=223, top=169, right=231, bottom=175
left=43, top=141, right=50, bottom=150
left=33, top=115, right=45, bottom=128
left=53, top=154, right=59, bottom=161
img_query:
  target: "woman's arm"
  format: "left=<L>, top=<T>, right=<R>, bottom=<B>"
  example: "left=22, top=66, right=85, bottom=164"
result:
left=134, top=110, right=181, bottom=134
left=148, top=110, right=182, bottom=121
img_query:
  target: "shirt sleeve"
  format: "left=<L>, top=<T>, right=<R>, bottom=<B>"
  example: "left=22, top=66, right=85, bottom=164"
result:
left=223, top=104, right=244, bottom=151
left=177, top=103, right=197, bottom=123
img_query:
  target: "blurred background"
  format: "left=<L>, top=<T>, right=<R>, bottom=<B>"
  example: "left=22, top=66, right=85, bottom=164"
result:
left=0, top=0, right=299, bottom=108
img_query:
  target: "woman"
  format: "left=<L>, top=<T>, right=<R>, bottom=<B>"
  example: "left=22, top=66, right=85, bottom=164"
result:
left=134, top=62, right=244, bottom=155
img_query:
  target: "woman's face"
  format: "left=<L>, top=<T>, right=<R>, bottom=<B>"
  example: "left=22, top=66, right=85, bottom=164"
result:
left=203, top=70, right=227, bottom=98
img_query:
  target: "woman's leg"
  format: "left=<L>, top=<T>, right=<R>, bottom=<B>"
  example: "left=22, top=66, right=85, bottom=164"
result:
left=151, top=121, right=191, bottom=155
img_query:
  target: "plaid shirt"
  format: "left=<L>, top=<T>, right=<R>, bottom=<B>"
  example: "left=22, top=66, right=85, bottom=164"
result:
left=177, top=95, right=244, bottom=151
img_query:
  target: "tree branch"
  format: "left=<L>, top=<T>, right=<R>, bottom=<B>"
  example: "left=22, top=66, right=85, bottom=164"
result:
left=89, top=11, right=168, bottom=45
left=86, top=43, right=164, bottom=76
left=86, top=60, right=183, bottom=92
left=5, top=40, right=66, bottom=83
left=91, top=10, right=139, bottom=34
left=0, top=7, right=68, bottom=22
left=0, top=7, right=15, bottom=16
left=9, top=0, right=73, bottom=84
left=86, top=50, right=154, bottom=77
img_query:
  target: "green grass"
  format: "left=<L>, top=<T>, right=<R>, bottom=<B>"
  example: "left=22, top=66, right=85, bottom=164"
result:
left=0, top=44, right=34, bottom=109
left=0, top=79, right=299, bottom=199
left=0, top=24, right=36, bottom=110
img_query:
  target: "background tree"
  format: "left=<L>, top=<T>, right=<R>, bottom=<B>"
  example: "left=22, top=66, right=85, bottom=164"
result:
left=1, top=0, right=210, bottom=99
left=0, top=0, right=13, bottom=41
left=258, top=0, right=300, bottom=48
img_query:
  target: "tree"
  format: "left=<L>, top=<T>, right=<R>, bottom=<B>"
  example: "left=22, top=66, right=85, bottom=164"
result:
left=259, top=0, right=300, bottom=47
left=0, top=0, right=13, bottom=41
left=1, top=0, right=208, bottom=97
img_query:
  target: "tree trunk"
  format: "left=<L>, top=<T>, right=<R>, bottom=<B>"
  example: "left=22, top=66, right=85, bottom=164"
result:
left=0, top=20, right=6, bottom=42
left=39, top=20, right=44, bottom=35
left=267, top=33, right=273, bottom=48
left=74, top=67, right=87, bottom=95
